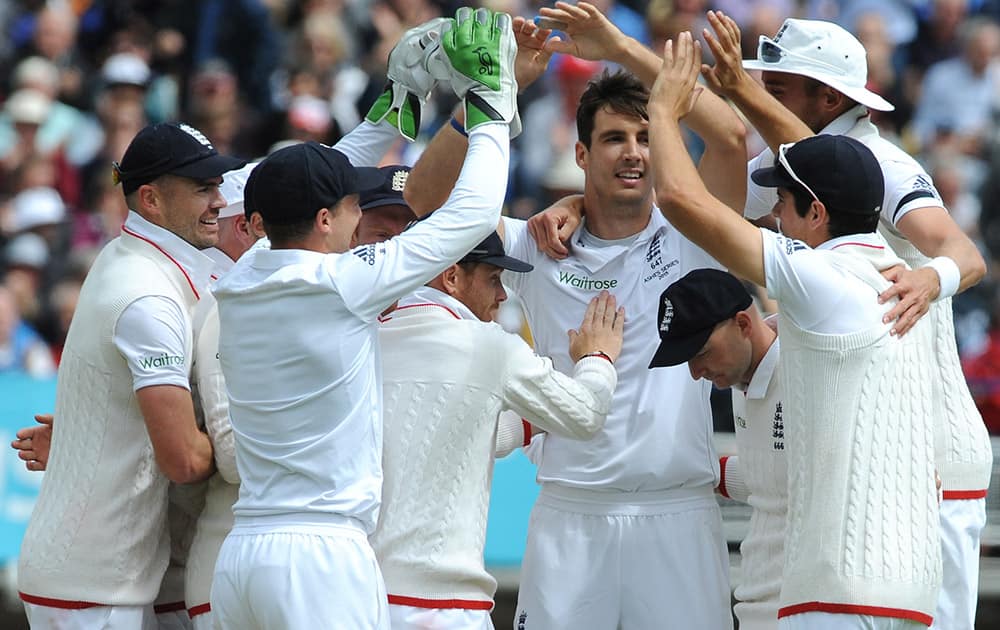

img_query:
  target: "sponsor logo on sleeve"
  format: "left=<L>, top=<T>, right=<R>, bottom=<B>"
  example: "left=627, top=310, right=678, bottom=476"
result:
left=353, top=243, right=379, bottom=266
left=140, top=353, right=185, bottom=370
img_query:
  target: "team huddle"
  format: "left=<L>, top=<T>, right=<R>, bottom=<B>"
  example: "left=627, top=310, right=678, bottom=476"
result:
left=9, top=3, right=993, bottom=630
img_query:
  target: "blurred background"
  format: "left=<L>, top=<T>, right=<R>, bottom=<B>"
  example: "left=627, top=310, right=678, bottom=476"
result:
left=1, top=0, right=1000, bottom=627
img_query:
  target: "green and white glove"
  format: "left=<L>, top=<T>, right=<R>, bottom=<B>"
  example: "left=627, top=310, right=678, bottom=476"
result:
left=435, top=8, right=519, bottom=135
left=366, top=17, right=449, bottom=141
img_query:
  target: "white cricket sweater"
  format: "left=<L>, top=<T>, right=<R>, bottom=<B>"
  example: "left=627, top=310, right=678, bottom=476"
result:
left=18, top=227, right=205, bottom=606
left=777, top=250, right=941, bottom=625
left=878, top=230, right=993, bottom=496
left=371, top=287, right=617, bottom=606
left=721, top=338, right=786, bottom=630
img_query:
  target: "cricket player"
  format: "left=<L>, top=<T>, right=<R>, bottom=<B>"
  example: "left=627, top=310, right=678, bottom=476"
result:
left=208, top=9, right=520, bottom=629
left=375, top=230, right=624, bottom=630
left=700, top=13, right=991, bottom=627
left=648, top=32, right=940, bottom=629
left=649, top=269, right=783, bottom=629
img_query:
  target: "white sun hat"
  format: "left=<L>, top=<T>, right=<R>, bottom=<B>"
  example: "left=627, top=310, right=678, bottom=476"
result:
left=218, top=162, right=259, bottom=219
left=743, top=18, right=895, bottom=112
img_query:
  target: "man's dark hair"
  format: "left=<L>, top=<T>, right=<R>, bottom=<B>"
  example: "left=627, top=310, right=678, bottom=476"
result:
left=576, top=70, right=649, bottom=148
left=788, top=184, right=879, bottom=239
left=263, top=217, right=314, bottom=245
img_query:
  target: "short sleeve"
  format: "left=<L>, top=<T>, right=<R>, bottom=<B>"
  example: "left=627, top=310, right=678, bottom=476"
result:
left=745, top=150, right=779, bottom=220
left=880, top=159, right=942, bottom=226
left=114, top=295, right=191, bottom=391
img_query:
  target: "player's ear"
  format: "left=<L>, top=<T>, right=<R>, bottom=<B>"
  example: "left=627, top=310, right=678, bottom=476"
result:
left=315, top=207, right=332, bottom=233
left=440, top=264, right=461, bottom=295
left=808, top=199, right=828, bottom=229
left=575, top=140, right=588, bottom=170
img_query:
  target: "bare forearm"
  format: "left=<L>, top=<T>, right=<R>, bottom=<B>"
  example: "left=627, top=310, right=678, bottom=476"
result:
left=687, top=90, right=747, bottom=211
left=726, top=78, right=812, bottom=150
left=403, top=107, right=469, bottom=217
left=609, top=36, right=662, bottom=87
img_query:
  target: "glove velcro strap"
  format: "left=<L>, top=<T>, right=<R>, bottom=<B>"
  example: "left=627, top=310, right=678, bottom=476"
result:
left=465, top=91, right=505, bottom=129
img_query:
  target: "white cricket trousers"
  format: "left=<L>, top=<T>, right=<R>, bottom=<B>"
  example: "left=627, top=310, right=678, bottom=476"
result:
left=514, top=484, right=732, bottom=630
left=930, top=497, right=987, bottom=630
left=211, top=514, right=389, bottom=630
left=779, top=612, right=926, bottom=629
left=22, top=603, right=157, bottom=630
left=388, top=603, right=494, bottom=629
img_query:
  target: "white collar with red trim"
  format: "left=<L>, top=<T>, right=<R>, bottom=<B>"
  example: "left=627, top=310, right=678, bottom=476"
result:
left=122, top=210, right=216, bottom=297
left=395, top=285, right=480, bottom=322
left=818, top=231, right=888, bottom=252
left=820, top=231, right=904, bottom=272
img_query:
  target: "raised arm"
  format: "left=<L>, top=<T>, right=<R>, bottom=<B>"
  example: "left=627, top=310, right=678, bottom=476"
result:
left=540, top=3, right=747, bottom=210
left=404, top=15, right=556, bottom=216
left=701, top=10, right=813, bottom=151
left=649, top=34, right=765, bottom=286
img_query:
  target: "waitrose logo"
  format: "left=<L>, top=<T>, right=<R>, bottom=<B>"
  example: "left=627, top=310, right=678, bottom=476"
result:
left=140, top=354, right=185, bottom=369
left=558, top=271, right=618, bottom=291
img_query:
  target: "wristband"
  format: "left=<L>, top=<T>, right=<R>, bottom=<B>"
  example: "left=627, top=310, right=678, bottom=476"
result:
left=580, top=351, right=614, bottom=364
left=449, top=116, right=468, bottom=138
left=924, top=256, right=960, bottom=301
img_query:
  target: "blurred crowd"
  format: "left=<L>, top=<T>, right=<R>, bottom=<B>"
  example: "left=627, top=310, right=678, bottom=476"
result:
left=3, top=0, right=1000, bottom=430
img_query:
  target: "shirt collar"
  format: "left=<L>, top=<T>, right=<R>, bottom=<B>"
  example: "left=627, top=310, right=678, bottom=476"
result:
left=743, top=336, right=780, bottom=400
left=203, top=247, right=235, bottom=278
left=396, top=285, right=480, bottom=321
left=819, top=231, right=888, bottom=251
left=819, top=104, right=872, bottom=137
left=121, top=210, right=216, bottom=297
left=569, top=209, right=660, bottom=274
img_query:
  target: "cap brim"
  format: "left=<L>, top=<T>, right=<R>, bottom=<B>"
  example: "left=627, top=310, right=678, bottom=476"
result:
left=171, top=154, right=247, bottom=180
left=478, top=255, right=534, bottom=273
left=648, top=327, right=714, bottom=369
left=742, top=61, right=895, bottom=112
left=750, top=165, right=795, bottom=189
left=218, top=200, right=245, bottom=219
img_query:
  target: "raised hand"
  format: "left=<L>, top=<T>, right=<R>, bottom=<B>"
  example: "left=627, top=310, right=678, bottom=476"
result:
left=650, top=32, right=703, bottom=122
left=536, top=1, right=626, bottom=63
left=438, top=8, right=519, bottom=133
left=366, top=17, right=450, bottom=141
left=701, top=10, right=752, bottom=97
left=568, top=290, right=626, bottom=363
left=513, top=15, right=554, bottom=90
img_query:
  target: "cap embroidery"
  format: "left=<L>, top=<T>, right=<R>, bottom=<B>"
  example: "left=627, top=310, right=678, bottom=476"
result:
left=178, top=123, right=214, bottom=149
left=391, top=170, right=409, bottom=192
left=659, top=298, right=674, bottom=332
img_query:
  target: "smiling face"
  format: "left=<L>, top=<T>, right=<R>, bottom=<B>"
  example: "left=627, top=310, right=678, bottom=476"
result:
left=577, top=107, right=652, bottom=211
left=146, top=174, right=226, bottom=249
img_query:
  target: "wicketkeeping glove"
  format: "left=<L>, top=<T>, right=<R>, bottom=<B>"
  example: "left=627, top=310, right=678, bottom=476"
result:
left=435, top=8, right=519, bottom=134
left=366, top=17, right=449, bottom=141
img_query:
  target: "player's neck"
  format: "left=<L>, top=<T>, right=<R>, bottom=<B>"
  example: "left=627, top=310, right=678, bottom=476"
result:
left=582, top=192, right=652, bottom=241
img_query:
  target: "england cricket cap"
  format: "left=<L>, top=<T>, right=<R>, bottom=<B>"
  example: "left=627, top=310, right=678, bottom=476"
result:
left=114, top=121, right=245, bottom=195
left=218, top=162, right=259, bottom=220
left=649, top=269, right=752, bottom=369
left=359, top=165, right=415, bottom=217
left=743, top=18, right=894, bottom=112
left=751, top=134, right=884, bottom=216
left=244, top=141, right=383, bottom=225
left=460, top=232, right=533, bottom=273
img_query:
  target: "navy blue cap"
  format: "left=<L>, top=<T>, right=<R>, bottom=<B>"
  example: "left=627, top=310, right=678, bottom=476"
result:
left=245, top=142, right=384, bottom=225
left=460, top=232, right=533, bottom=273
left=115, top=121, right=245, bottom=195
left=649, top=269, right=753, bottom=368
left=751, top=135, right=884, bottom=216
left=360, top=165, right=415, bottom=214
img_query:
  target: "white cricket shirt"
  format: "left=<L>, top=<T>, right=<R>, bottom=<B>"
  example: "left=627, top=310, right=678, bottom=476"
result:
left=502, top=210, right=721, bottom=491
left=212, top=124, right=508, bottom=532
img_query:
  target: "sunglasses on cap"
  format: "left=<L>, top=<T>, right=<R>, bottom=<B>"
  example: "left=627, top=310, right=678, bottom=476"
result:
left=776, top=142, right=819, bottom=203
left=756, top=37, right=846, bottom=76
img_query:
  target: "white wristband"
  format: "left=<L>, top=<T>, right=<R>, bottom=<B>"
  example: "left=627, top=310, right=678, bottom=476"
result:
left=924, top=256, right=961, bottom=301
